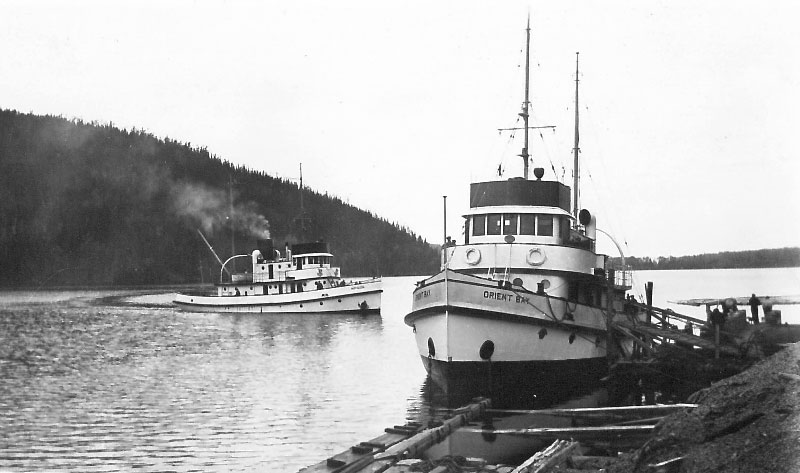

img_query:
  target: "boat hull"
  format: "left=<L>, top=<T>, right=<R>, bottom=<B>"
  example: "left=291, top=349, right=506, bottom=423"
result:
left=405, top=270, right=613, bottom=399
left=174, top=280, right=382, bottom=314
left=420, top=354, right=608, bottom=407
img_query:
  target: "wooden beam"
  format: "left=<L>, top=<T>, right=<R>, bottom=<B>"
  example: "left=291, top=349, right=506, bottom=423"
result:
left=487, top=404, right=696, bottom=418
left=511, top=439, right=578, bottom=473
left=459, top=424, right=655, bottom=440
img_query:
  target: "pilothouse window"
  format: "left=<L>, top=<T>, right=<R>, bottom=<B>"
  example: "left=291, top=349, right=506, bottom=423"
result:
left=503, top=214, right=518, bottom=235
left=537, top=215, right=554, bottom=236
left=473, top=215, right=486, bottom=236
left=487, top=214, right=502, bottom=235
left=520, top=214, right=536, bottom=235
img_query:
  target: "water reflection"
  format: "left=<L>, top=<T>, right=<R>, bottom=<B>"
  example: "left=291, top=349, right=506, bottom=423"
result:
left=402, top=376, right=609, bottom=466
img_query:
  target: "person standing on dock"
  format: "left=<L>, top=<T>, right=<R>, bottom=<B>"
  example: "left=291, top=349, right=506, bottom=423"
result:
left=748, top=294, right=761, bottom=324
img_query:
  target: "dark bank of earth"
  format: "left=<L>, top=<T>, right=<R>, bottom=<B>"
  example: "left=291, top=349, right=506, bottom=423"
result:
left=599, top=343, right=800, bottom=473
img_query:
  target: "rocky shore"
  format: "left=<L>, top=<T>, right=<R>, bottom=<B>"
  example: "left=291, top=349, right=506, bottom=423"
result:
left=602, top=342, right=800, bottom=472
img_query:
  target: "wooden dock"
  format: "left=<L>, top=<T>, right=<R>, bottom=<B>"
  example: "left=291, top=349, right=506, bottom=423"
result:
left=301, top=400, right=698, bottom=472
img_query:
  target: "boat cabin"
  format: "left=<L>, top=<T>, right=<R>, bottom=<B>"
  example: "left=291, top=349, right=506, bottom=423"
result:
left=463, top=178, right=594, bottom=250
left=217, top=240, right=344, bottom=297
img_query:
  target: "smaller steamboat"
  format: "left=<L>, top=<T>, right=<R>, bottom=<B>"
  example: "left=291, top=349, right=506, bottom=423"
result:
left=174, top=239, right=382, bottom=314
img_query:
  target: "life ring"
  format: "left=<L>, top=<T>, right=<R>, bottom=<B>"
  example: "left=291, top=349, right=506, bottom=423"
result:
left=526, top=247, right=546, bottom=266
left=464, top=247, right=481, bottom=265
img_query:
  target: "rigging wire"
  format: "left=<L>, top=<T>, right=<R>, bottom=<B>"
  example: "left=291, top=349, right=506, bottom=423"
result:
left=578, top=102, right=642, bottom=301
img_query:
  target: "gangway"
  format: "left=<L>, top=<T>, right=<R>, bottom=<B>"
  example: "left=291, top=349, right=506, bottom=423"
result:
left=612, top=319, right=741, bottom=356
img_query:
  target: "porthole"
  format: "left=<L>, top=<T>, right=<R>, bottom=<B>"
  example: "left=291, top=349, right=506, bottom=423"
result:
left=479, top=340, right=495, bottom=360
left=541, top=279, right=551, bottom=289
left=319, top=301, right=323, bottom=305
left=512, top=278, right=523, bottom=286
left=427, top=338, right=436, bottom=357
left=338, top=298, right=342, bottom=302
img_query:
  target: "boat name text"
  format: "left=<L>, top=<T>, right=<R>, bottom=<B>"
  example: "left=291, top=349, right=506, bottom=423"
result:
left=484, top=291, right=529, bottom=304
left=415, top=289, right=431, bottom=301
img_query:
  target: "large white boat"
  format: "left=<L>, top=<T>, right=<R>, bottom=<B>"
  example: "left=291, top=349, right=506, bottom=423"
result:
left=174, top=239, right=382, bottom=314
left=404, top=20, right=638, bottom=399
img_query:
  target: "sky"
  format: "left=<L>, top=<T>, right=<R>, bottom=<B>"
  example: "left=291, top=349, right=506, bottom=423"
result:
left=2, top=0, right=798, bottom=259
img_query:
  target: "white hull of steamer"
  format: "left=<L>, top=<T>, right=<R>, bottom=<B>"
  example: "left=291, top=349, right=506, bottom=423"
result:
left=405, top=269, right=616, bottom=400
left=174, top=279, right=382, bottom=314
left=175, top=239, right=382, bottom=314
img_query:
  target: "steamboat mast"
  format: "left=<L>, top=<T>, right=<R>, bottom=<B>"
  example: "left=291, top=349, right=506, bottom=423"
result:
left=520, top=15, right=531, bottom=179
left=573, top=52, right=580, bottom=219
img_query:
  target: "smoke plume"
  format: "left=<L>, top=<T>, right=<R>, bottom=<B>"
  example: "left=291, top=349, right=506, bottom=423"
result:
left=171, top=182, right=270, bottom=240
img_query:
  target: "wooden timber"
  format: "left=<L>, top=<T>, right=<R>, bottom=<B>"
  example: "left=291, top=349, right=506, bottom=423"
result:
left=300, top=398, right=490, bottom=473
left=299, top=424, right=423, bottom=473
left=487, top=403, right=696, bottom=420
left=511, top=439, right=578, bottom=473
left=459, top=424, right=654, bottom=440
left=674, top=295, right=800, bottom=307
left=613, top=319, right=741, bottom=356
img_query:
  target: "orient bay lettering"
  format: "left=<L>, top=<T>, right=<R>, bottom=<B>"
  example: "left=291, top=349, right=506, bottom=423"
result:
left=483, top=291, right=529, bottom=305
left=415, top=289, right=431, bottom=301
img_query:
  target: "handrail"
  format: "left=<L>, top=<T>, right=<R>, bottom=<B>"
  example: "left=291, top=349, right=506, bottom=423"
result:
left=220, top=254, right=251, bottom=283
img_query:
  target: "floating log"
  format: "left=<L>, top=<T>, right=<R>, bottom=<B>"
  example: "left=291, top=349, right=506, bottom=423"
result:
left=372, top=398, right=490, bottom=461
left=487, top=403, right=696, bottom=419
left=460, top=424, right=655, bottom=440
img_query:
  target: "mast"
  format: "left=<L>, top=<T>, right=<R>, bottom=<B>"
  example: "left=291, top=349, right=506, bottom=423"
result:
left=520, top=14, right=531, bottom=179
left=229, top=174, right=236, bottom=273
left=295, top=163, right=311, bottom=238
left=299, top=163, right=304, bottom=215
left=573, top=52, right=580, bottom=219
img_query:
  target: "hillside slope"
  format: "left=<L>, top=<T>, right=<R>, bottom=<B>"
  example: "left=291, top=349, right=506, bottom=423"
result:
left=0, top=110, right=440, bottom=286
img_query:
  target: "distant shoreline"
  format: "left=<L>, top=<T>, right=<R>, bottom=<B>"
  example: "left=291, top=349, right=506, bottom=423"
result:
left=613, top=247, right=800, bottom=271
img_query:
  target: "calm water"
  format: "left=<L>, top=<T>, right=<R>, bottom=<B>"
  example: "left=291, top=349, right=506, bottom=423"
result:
left=1, top=268, right=798, bottom=472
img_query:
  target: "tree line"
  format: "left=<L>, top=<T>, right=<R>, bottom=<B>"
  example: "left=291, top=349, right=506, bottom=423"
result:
left=612, top=247, right=800, bottom=270
left=0, top=109, right=440, bottom=286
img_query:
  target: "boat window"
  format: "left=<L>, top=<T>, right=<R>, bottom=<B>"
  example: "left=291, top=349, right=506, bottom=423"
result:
left=473, top=215, right=486, bottom=236
left=487, top=214, right=502, bottom=235
left=537, top=215, right=554, bottom=236
left=503, top=214, right=518, bottom=235
left=520, top=214, right=536, bottom=235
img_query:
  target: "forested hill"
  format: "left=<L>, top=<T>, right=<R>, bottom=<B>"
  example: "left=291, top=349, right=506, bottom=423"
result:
left=0, top=109, right=440, bottom=286
left=612, top=247, right=800, bottom=270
